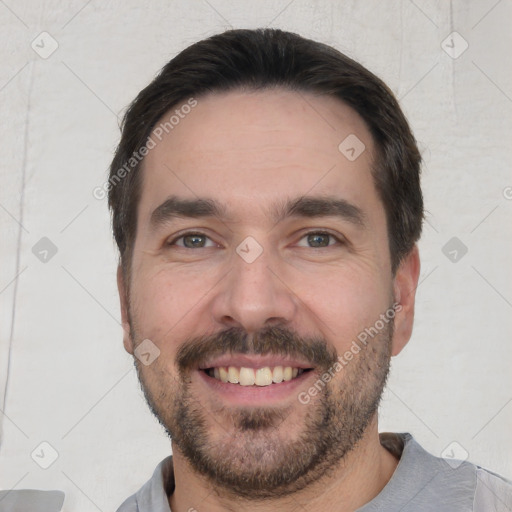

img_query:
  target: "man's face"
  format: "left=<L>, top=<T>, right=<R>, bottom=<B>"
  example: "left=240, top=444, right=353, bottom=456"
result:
left=118, top=89, right=417, bottom=498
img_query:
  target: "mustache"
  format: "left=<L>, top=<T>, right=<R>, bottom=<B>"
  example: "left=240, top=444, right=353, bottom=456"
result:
left=176, top=325, right=339, bottom=374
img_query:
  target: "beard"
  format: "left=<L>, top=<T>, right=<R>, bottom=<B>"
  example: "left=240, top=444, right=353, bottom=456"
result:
left=129, top=311, right=393, bottom=500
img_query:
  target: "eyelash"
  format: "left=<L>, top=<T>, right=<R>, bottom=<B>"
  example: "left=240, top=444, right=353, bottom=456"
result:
left=167, top=230, right=344, bottom=248
left=168, top=232, right=218, bottom=248
left=296, top=231, right=343, bottom=248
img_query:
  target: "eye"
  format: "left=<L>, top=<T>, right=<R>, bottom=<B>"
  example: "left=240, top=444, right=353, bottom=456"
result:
left=296, top=231, right=341, bottom=248
left=170, top=233, right=217, bottom=248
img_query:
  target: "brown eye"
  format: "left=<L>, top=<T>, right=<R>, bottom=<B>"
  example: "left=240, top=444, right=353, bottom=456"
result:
left=171, top=233, right=215, bottom=248
left=183, top=234, right=206, bottom=248
left=297, top=232, right=339, bottom=248
left=307, top=233, right=331, bottom=247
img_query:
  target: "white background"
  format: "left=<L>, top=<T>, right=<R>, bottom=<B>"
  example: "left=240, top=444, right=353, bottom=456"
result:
left=1, top=1, right=511, bottom=510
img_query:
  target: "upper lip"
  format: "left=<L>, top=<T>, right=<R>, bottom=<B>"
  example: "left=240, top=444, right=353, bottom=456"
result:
left=198, top=354, right=314, bottom=370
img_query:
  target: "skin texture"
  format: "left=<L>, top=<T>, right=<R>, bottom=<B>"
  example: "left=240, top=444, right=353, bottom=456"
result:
left=117, top=89, right=421, bottom=512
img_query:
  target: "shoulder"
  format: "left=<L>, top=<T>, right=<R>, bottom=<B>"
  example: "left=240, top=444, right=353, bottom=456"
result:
left=368, top=433, right=512, bottom=512
left=115, top=494, right=138, bottom=512
left=114, top=455, right=173, bottom=512
left=473, top=466, right=512, bottom=511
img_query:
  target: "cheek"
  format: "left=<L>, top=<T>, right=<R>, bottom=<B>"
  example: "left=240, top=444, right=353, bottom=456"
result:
left=296, top=265, right=392, bottom=347
left=130, top=266, right=212, bottom=349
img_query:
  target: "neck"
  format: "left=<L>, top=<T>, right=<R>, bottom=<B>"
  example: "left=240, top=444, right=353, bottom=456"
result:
left=168, top=417, right=399, bottom=512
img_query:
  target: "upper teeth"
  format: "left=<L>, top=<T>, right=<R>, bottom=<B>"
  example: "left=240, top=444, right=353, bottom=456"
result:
left=210, top=366, right=302, bottom=386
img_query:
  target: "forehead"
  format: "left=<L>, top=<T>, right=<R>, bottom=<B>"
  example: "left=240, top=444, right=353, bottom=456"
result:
left=138, top=88, right=381, bottom=224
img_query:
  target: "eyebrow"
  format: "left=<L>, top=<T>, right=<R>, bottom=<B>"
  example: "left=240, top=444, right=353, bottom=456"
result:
left=274, top=196, right=367, bottom=228
left=149, top=196, right=226, bottom=230
left=149, top=195, right=366, bottom=231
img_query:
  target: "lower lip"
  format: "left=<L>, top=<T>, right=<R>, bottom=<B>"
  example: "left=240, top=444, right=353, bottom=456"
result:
left=195, top=369, right=315, bottom=406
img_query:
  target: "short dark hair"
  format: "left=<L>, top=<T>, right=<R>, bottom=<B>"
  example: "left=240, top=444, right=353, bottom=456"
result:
left=108, top=28, right=423, bottom=277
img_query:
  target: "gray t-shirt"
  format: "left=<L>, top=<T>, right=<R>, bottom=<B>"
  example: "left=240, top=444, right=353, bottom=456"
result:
left=116, top=433, right=512, bottom=511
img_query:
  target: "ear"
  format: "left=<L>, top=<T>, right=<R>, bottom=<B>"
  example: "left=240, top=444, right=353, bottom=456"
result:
left=117, top=266, right=134, bottom=355
left=391, top=245, right=421, bottom=356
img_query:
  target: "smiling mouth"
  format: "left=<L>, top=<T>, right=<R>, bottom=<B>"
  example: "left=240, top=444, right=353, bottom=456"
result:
left=202, top=366, right=313, bottom=387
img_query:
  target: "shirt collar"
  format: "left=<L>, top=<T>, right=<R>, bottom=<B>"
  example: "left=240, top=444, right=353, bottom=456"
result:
left=132, top=433, right=476, bottom=511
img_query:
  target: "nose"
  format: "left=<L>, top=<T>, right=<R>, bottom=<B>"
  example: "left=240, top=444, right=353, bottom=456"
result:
left=210, top=246, right=298, bottom=333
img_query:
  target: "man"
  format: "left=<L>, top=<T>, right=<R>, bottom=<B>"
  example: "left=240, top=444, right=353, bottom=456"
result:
left=109, top=29, right=512, bottom=511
